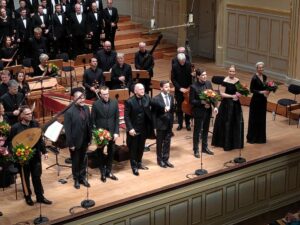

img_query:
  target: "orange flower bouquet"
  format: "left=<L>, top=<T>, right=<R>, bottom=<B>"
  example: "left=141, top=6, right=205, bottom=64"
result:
left=0, top=121, right=11, bottom=137
left=11, top=144, right=35, bottom=165
left=199, top=89, right=221, bottom=104
left=93, top=128, right=112, bottom=147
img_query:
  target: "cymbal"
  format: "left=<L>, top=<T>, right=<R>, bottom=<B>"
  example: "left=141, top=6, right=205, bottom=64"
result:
left=12, top=128, right=42, bottom=148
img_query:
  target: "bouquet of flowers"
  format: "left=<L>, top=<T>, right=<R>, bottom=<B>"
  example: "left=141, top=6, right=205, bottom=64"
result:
left=0, top=121, right=10, bottom=137
left=264, top=81, right=279, bottom=93
left=11, top=144, right=35, bottom=165
left=199, top=89, right=221, bottom=104
left=235, top=82, right=250, bottom=97
left=48, top=63, right=59, bottom=74
left=92, top=128, right=112, bottom=147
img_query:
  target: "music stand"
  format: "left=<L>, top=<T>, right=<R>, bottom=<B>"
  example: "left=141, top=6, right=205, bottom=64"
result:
left=103, top=71, right=111, bottom=82
left=132, top=70, right=149, bottom=82
left=45, top=121, right=71, bottom=176
left=109, top=89, right=130, bottom=101
left=6, top=65, right=22, bottom=76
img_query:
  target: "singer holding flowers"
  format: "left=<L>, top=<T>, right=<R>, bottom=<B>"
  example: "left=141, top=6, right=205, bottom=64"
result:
left=8, top=105, right=52, bottom=206
left=247, top=62, right=269, bottom=144
left=190, top=69, right=218, bottom=157
left=91, top=86, right=119, bottom=183
left=211, top=65, right=244, bottom=151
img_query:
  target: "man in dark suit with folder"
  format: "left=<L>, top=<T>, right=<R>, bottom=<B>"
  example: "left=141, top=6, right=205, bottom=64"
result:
left=91, top=86, right=119, bottom=182
left=103, top=0, right=118, bottom=50
left=151, top=80, right=175, bottom=168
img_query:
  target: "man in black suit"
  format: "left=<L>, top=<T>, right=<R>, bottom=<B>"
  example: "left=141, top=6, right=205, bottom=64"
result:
left=103, top=0, right=118, bottom=50
left=95, top=40, right=116, bottom=72
left=69, top=3, right=87, bottom=58
left=14, top=0, right=29, bottom=19
left=64, top=90, right=92, bottom=189
left=26, top=0, right=38, bottom=16
left=82, top=57, right=104, bottom=100
left=171, top=53, right=192, bottom=131
left=125, top=83, right=154, bottom=176
left=15, top=8, right=33, bottom=60
left=32, top=4, right=50, bottom=36
left=189, top=69, right=218, bottom=157
left=28, top=27, right=48, bottom=68
left=8, top=105, right=52, bottom=206
left=50, top=4, right=68, bottom=54
left=1, top=80, right=24, bottom=125
left=134, top=42, right=154, bottom=94
left=60, top=0, right=71, bottom=18
left=0, top=70, right=11, bottom=97
left=111, top=53, right=132, bottom=89
left=91, top=86, right=119, bottom=182
left=87, top=2, right=104, bottom=54
left=151, top=80, right=174, bottom=168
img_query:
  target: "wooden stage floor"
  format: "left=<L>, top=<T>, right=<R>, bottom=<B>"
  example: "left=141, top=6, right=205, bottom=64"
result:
left=1, top=59, right=300, bottom=225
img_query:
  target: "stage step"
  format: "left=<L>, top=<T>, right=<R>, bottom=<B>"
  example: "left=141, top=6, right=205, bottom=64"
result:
left=117, top=21, right=142, bottom=30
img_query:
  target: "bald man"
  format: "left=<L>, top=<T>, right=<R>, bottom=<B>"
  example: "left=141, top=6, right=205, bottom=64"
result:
left=124, top=83, right=154, bottom=176
left=134, top=42, right=154, bottom=94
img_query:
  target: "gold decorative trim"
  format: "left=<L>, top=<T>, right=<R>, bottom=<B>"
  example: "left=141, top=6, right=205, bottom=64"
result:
left=227, top=4, right=290, bottom=17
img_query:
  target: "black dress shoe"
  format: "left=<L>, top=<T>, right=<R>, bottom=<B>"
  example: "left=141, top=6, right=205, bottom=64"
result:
left=202, top=148, right=214, bottom=155
left=74, top=180, right=80, bottom=189
left=25, top=196, right=34, bottom=206
left=37, top=197, right=52, bottom=205
left=176, top=125, right=182, bottom=131
left=80, top=179, right=91, bottom=187
left=132, top=168, right=139, bottom=176
left=186, top=125, right=191, bottom=131
left=100, top=174, right=106, bottom=183
left=194, top=151, right=200, bottom=158
left=138, top=164, right=149, bottom=170
left=164, top=161, right=174, bottom=168
left=158, top=161, right=167, bottom=168
left=106, top=173, right=118, bottom=180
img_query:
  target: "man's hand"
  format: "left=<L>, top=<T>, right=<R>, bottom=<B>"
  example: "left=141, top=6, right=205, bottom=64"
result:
left=179, top=88, right=188, bottom=93
left=113, top=133, right=119, bottom=141
left=129, top=129, right=136, bottom=136
left=43, top=153, right=48, bottom=160
left=13, top=110, right=20, bottom=116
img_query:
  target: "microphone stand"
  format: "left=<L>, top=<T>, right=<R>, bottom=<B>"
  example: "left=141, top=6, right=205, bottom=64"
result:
left=195, top=120, right=207, bottom=176
left=233, top=117, right=246, bottom=164
left=40, top=71, right=47, bottom=124
left=33, top=200, right=49, bottom=224
left=81, top=152, right=95, bottom=208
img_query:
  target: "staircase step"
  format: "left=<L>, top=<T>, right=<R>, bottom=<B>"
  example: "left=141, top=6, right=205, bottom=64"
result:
left=119, top=15, right=131, bottom=23
left=115, top=36, right=160, bottom=51
left=116, top=28, right=148, bottom=40
left=118, top=21, right=142, bottom=30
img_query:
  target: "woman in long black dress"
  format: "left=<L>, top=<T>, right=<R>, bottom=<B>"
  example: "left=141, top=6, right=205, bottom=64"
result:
left=247, top=62, right=269, bottom=144
left=212, top=65, right=244, bottom=151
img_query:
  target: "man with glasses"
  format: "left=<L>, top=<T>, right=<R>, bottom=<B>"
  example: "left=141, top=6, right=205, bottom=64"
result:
left=8, top=105, right=52, bottom=206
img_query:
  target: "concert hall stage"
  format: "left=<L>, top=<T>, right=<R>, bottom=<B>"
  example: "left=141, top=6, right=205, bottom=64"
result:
left=1, top=59, right=300, bottom=225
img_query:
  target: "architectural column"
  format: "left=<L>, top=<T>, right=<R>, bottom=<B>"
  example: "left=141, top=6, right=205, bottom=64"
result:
left=177, top=0, right=188, bottom=46
left=288, top=0, right=300, bottom=83
left=215, top=0, right=226, bottom=66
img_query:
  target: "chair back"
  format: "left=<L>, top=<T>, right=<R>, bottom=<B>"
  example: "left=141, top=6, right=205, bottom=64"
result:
left=56, top=53, right=69, bottom=62
left=288, top=84, right=300, bottom=101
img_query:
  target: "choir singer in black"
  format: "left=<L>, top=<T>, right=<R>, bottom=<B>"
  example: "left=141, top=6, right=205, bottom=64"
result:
left=151, top=80, right=174, bottom=168
left=91, top=86, right=119, bottom=182
left=64, top=90, right=92, bottom=189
